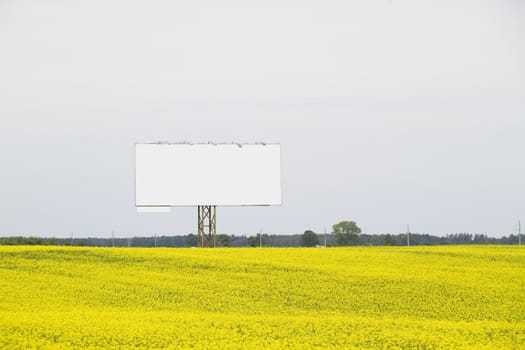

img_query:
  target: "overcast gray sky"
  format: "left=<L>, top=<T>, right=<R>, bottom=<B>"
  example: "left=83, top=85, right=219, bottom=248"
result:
left=1, top=0, right=524, bottom=238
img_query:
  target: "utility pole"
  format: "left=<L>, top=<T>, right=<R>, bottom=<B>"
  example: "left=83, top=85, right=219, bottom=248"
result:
left=519, top=220, right=522, bottom=246
left=407, top=224, right=410, bottom=247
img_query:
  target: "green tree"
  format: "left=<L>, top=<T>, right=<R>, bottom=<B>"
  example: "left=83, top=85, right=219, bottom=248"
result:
left=248, top=234, right=268, bottom=247
left=301, top=230, right=319, bottom=247
left=383, top=234, right=396, bottom=246
left=333, top=221, right=361, bottom=246
left=184, top=234, right=198, bottom=247
left=216, top=234, right=231, bottom=247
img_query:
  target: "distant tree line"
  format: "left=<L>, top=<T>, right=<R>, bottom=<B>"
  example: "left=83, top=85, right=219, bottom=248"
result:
left=0, top=236, right=59, bottom=246
left=0, top=232, right=522, bottom=247
left=0, top=219, right=522, bottom=247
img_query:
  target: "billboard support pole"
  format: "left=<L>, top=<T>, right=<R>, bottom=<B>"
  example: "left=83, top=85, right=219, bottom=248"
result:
left=198, top=205, right=216, bottom=247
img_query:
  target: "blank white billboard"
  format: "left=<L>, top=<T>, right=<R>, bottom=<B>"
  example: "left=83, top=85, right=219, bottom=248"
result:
left=135, top=143, right=281, bottom=207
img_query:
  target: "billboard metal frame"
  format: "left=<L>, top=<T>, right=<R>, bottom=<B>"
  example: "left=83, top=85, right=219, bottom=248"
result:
left=198, top=205, right=216, bottom=247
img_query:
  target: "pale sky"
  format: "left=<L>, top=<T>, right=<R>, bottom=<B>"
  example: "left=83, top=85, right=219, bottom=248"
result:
left=1, top=0, right=524, bottom=238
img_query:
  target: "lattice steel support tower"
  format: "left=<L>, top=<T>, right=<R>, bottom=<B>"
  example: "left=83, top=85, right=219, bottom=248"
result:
left=198, top=205, right=216, bottom=247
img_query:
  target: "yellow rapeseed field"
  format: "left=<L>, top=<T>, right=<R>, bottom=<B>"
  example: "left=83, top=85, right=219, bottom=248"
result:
left=0, top=245, right=523, bottom=349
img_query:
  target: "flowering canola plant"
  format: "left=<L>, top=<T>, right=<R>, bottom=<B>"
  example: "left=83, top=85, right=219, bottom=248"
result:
left=0, top=245, right=523, bottom=349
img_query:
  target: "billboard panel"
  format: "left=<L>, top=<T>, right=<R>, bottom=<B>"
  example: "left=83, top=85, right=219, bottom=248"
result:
left=135, top=143, right=281, bottom=206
